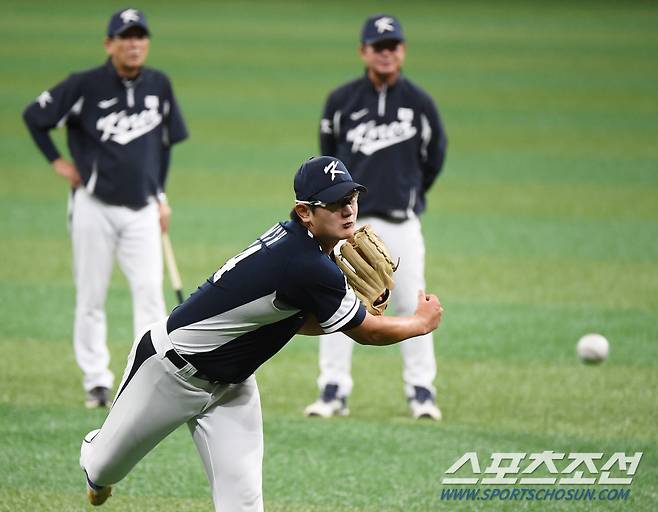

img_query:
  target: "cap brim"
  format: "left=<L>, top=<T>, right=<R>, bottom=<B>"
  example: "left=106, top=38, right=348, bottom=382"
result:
left=113, top=23, right=150, bottom=37
left=312, top=181, right=367, bottom=202
left=363, top=36, right=403, bottom=45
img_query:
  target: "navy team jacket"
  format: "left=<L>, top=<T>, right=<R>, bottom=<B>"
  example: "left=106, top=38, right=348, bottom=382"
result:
left=23, top=59, right=188, bottom=208
left=320, top=72, right=447, bottom=219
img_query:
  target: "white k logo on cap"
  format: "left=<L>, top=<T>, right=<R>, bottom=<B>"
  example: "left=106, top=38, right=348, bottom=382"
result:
left=374, top=17, right=395, bottom=34
left=324, top=160, right=345, bottom=181
left=120, top=8, right=140, bottom=24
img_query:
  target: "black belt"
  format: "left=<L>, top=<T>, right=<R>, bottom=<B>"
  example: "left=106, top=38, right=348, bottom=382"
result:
left=164, top=349, right=213, bottom=382
left=365, top=212, right=409, bottom=224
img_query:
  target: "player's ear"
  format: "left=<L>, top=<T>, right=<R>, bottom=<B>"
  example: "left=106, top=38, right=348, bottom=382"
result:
left=104, top=37, right=114, bottom=56
left=294, top=203, right=313, bottom=224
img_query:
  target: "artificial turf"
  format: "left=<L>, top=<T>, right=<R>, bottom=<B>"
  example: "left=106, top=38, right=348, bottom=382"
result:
left=1, top=1, right=656, bottom=510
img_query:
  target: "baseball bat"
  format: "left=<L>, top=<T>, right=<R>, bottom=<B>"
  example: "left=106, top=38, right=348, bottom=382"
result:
left=162, top=232, right=184, bottom=305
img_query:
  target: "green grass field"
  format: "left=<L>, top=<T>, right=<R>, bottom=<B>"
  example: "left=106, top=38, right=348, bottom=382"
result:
left=1, top=0, right=657, bottom=510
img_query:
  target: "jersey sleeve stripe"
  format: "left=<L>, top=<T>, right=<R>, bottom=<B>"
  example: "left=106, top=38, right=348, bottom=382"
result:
left=322, top=294, right=360, bottom=333
left=319, top=286, right=360, bottom=333
left=56, top=96, right=85, bottom=128
left=420, top=113, right=432, bottom=162
left=332, top=110, right=342, bottom=137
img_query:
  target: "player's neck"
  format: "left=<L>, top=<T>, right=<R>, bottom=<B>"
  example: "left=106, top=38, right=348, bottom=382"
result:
left=308, top=229, right=338, bottom=255
left=368, top=69, right=400, bottom=89
left=112, top=59, right=141, bottom=79
left=319, top=241, right=337, bottom=255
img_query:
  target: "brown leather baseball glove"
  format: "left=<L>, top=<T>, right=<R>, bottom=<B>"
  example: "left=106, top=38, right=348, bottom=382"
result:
left=335, top=225, right=399, bottom=315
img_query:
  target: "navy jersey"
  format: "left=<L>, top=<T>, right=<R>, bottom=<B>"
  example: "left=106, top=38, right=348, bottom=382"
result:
left=23, top=60, right=188, bottom=208
left=320, top=73, right=447, bottom=218
left=166, top=221, right=367, bottom=383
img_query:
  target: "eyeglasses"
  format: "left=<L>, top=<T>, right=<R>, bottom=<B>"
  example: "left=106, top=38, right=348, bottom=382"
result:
left=296, top=192, right=359, bottom=212
left=371, top=40, right=401, bottom=53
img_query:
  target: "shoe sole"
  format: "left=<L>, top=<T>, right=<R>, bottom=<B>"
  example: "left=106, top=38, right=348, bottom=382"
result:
left=409, top=397, right=442, bottom=420
left=87, top=486, right=112, bottom=506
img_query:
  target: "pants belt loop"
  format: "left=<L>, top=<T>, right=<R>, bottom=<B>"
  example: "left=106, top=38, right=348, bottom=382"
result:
left=164, top=347, right=201, bottom=382
left=175, top=362, right=198, bottom=381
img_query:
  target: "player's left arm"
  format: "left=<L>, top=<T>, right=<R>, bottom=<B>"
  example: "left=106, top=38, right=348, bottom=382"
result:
left=293, top=258, right=443, bottom=343
left=345, top=291, right=442, bottom=346
left=298, top=291, right=443, bottom=345
left=157, top=77, right=189, bottom=233
left=420, top=95, right=448, bottom=193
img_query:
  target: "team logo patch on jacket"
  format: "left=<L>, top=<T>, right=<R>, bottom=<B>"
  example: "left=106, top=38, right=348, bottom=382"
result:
left=346, top=108, right=417, bottom=155
left=96, top=104, right=162, bottom=145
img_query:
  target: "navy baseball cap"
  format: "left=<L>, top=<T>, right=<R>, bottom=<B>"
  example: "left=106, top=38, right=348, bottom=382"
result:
left=107, top=8, right=150, bottom=37
left=294, top=156, right=366, bottom=203
left=361, top=14, right=404, bottom=45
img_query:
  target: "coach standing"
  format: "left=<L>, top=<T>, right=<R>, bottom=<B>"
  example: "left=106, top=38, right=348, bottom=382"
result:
left=23, top=8, right=188, bottom=408
left=305, top=14, right=447, bottom=420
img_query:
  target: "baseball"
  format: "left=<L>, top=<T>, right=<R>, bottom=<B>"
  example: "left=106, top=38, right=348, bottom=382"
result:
left=576, top=333, right=609, bottom=364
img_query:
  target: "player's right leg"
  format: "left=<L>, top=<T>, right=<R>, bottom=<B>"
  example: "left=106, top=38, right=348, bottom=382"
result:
left=71, top=188, right=117, bottom=405
left=80, top=327, right=216, bottom=504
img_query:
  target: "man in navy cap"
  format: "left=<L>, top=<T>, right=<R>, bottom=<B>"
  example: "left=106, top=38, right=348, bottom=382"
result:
left=79, top=156, right=444, bottom=510
left=23, top=8, right=188, bottom=409
left=306, top=14, right=448, bottom=420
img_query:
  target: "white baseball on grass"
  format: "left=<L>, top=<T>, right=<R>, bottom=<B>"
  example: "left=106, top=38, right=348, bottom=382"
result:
left=577, top=333, right=609, bottom=364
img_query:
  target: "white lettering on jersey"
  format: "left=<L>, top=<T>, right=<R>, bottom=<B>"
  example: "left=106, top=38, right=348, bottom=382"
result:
left=212, top=224, right=287, bottom=283
left=374, top=17, right=395, bottom=34
left=98, top=98, right=118, bottom=109
left=346, top=109, right=417, bottom=155
left=144, top=95, right=159, bottom=109
left=120, top=9, right=140, bottom=24
left=96, top=104, right=162, bottom=145
left=213, top=243, right=262, bottom=283
left=398, top=107, right=413, bottom=122
left=324, top=160, right=345, bottom=181
left=37, top=91, right=52, bottom=108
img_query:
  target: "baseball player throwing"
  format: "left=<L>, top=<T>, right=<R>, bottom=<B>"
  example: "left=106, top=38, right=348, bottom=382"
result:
left=22, top=8, right=188, bottom=408
left=305, top=14, right=448, bottom=420
left=79, top=156, right=443, bottom=510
